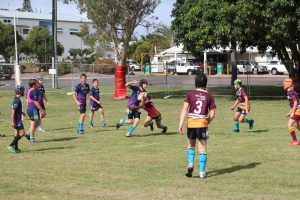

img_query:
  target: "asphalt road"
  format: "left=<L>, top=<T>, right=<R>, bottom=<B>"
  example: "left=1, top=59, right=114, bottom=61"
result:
left=0, top=72, right=288, bottom=90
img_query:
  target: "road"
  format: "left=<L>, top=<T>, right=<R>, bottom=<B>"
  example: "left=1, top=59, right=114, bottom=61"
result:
left=0, top=72, right=288, bottom=90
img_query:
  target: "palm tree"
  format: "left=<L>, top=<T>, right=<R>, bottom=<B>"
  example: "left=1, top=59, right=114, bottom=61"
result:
left=153, top=23, right=175, bottom=46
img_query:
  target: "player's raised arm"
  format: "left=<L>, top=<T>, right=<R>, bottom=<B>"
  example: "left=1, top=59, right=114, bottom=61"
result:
left=125, top=80, right=138, bottom=87
left=179, top=102, right=189, bottom=135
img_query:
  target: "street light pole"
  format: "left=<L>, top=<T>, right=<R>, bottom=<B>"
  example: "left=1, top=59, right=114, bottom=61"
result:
left=52, top=0, right=58, bottom=88
left=13, top=9, right=21, bottom=87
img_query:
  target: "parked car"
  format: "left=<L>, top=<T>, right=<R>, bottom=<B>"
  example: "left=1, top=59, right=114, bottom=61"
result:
left=267, top=61, right=288, bottom=75
left=0, top=64, right=13, bottom=80
left=175, top=61, right=199, bottom=75
left=166, top=61, right=176, bottom=75
left=249, top=62, right=268, bottom=74
left=0, top=58, right=5, bottom=63
left=128, top=61, right=141, bottom=71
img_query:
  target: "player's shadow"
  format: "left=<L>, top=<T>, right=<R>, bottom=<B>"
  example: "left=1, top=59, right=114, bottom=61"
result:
left=203, top=162, right=261, bottom=178
left=41, top=136, right=78, bottom=143
left=134, top=132, right=178, bottom=137
left=26, top=146, right=76, bottom=152
left=51, top=127, right=74, bottom=131
left=247, top=129, right=269, bottom=133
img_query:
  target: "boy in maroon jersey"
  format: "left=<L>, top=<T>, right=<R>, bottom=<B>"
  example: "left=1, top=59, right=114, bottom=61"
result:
left=230, top=79, right=254, bottom=133
left=179, top=74, right=216, bottom=179
left=283, top=78, right=300, bottom=145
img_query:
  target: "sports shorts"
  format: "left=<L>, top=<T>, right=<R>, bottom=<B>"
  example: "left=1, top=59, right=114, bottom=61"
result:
left=148, top=114, right=162, bottom=122
left=187, top=127, right=208, bottom=140
left=14, top=122, right=24, bottom=130
left=27, top=109, right=40, bottom=122
left=128, top=109, right=141, bottom=119
left=78, top=105, right=86, bottom=114
left=90, top=104, right=103, bottom=112
left=236, top=107, right=248, bottom=115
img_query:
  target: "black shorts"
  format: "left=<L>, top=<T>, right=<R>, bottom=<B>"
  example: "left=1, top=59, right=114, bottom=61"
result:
left=41, top=102, right=45, bottom=110
left=128, top=109, right=141, bottom=119
left=14, top=122, right=24, bottom=130
left=78, top=105, right=86, bottom=114
left=149, top=114, right=162, bottom=122
left=90, top=104, right=103, bottom=112
left=27, top=109, right=40, bottom=122
left=236, top=107, right=247, bottom=115
left=187, top=127, right=208, bottom=140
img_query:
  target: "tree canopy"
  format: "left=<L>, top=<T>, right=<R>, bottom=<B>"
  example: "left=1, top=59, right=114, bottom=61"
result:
left=76, top=0, right=160, bottom=66
left=172, top=0, right=300, bottom=76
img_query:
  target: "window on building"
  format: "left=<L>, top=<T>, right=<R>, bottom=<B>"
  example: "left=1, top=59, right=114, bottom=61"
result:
left=70, top=28, right=80, bottom=35
left=57, top=28, right=63, bottom=32
left=3, top=19, right=11, bottom=23
left=23, top=29, right=30, bottom=34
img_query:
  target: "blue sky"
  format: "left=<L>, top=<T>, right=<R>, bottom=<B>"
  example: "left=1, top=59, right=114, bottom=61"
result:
left=0, top=0, right=175, bottom=35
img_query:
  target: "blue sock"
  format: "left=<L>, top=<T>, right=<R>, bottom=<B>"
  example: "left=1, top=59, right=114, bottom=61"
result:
left=120, top=119, right=126, bottom=125
left=234, top=121, right=239, bottom=130
left=79, top=121, right=83, bottom=130
left=101, top=119, right=107, bottom=126
left=128, top=125, right=136, bottom=135
left=199, top=152, right=207, bottom=173
left=186, top=148, right=195, bottom=167
left=245, top=119, right=250, bottom=124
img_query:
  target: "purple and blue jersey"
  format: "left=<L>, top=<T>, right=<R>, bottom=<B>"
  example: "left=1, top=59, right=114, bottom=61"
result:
left=26, top=88, right=39, bottom=110
left=12, top=96, right=23, bottom=124
left=89, top=86, right=100, bottom=106
left=38, top=84, right=45, bottom=104
left=74, top=83, right=90, bottom=105
left=127, top=85, right=141, bottom=110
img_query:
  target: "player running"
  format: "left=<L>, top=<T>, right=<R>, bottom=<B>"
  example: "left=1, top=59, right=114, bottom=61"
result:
left=73, top=73, right=90, bottom=134
left=26, top=79, right=46, bottom=143
left=230, top=79, right=254, bottom=133
left=36, top=76, right=48, bottom=132
left=283, top=78, right=300, bottom=145
left=179, top=74, right=216, bottom=179
left=88, top=79, right=107, bottom=128
left=141, top=94, right=168, bottom=133
left=116, top=79, right=148, bottom=137
left=7, top=85, right=26, bottom=153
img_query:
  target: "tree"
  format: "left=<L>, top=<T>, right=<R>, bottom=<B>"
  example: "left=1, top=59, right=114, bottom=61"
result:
left=24, top=26, right=64, bottom=63
left=0, top=22, right=23, bottom=62
left=172, top=0, right=300, bottom=78
left=22, top=0, right=33, bottom=12
left=76, top=0, right=160, bottom=66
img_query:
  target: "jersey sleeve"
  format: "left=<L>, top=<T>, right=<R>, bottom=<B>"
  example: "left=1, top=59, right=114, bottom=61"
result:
left=12, top=99, right=20, bottom=110
left=290, top=91, right=298, bottom=101
left=130, top=85, right=140, bottom=92
left=241, top=88, right=247, bottom=96
left=209, top=94, right=217, bottom=110
left=30, top=90, right=39, bottom=101
left=184, top=92, right=190, bottom=103
left=89, top=87, right=94, bottom=96
left=74, top=84, right=80, bottom=93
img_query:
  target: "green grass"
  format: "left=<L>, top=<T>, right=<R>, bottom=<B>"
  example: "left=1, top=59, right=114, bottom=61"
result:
left=0, top=87, right=299, bottom=200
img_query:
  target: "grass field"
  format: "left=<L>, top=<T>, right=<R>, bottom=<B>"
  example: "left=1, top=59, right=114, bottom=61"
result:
left=0, top=86, right=299, bottom=200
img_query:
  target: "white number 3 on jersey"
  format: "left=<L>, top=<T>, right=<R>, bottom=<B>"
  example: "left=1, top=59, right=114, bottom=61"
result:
left=194, top=100, right=203, bottom=114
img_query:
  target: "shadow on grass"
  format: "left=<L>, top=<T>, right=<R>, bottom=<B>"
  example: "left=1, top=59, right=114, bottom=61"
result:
left=134, top=132, right=178, bottom=137
left=247, top=129, right=269, bottom=133
left=205, top=162, right=261, bottom=178
left=26, top=146, right=76, bottom=152
left=51, top=127, right=74, bottom=131
left=41, top=136, right=78, bottom=143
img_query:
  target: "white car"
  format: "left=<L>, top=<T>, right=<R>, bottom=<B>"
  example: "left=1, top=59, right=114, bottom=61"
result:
left=267, top=61, right=288, bottom=75
left=129, top=61, right=141, bottom=71
left=175, top=61, right=198, bottom=75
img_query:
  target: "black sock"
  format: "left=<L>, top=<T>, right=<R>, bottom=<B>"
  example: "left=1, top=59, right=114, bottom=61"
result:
left=10, top=135, right=21, bottom=148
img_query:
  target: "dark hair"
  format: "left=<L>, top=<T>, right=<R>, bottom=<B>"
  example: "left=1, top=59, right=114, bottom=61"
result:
left=139, top=79, right=148, bottom=86
left=29, top=79, right=37, bottom=88
left=80, top=73, right=87, bottom=78
left=195, top=73, right=207, bottom=88
left=92, top=79, right=98, bottom=83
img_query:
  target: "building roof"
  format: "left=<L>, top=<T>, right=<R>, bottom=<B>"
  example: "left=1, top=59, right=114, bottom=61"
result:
left=0, top=10, right=92, bottom=23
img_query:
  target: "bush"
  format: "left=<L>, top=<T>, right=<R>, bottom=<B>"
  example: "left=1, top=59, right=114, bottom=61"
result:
left=92, top=58, right=118, bottom=74
left=57, top=63, right=71, bottom=76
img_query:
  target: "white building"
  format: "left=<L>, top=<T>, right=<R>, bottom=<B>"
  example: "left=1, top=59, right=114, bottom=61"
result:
left=0, top=9, right=93, bottom=59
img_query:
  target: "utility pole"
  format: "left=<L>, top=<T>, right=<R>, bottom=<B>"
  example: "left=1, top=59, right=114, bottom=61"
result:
left=13, top=9, right=21, bottom=87
left=52, top=0, right=58, bottom=88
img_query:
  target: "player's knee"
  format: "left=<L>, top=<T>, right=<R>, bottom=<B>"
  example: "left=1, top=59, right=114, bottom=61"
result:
left=239, top=118, right=244, bottom=123
left=144, top=123, right=148, bottom=127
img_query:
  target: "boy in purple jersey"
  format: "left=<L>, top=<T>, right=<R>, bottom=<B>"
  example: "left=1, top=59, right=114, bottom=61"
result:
left=26, top=79, right=46, bottom=143
left=36, top=76, right=48, bottom=132
left=179, top=74, right=216, bottom=179
left=73, top=74, right=90, bottom=134
left=116, top=79, right=147, bottom=137
left=7, top=85, right=26, bottom=153
left=230, top=79, right=254, bottom=133
left=283, top=78, right=300, bottom=145
left=88, top=79, right=107, bottom=128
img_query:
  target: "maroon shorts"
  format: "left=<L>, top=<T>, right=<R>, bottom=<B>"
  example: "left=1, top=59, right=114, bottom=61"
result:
left=291, top=114, right=300, bottom=121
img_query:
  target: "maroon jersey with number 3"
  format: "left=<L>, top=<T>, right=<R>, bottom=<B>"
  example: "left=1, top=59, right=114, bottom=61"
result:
left=184, top=89, right=216, bottom=128
left=287, top=88, right=300, bottom=108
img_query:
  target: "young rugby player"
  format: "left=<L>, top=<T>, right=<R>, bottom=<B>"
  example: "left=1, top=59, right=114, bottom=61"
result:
left=230, top=79, right=254, bottom=133
left=141, top=94, right=168, bottom=133
left=283, top=78, right=300, bottom=145
left=73, top=73, right=90, bottom=134
left=116, top=79, right=148, bottom=137
left=26, top=79, right=46, bottom=143
left=179, top=74, right=216, bottom=179
left=88, top=79, right=107, bottom=128
left=36, top=76, right=48, bottom=132
left=7, top=85, right=26, bottom=153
